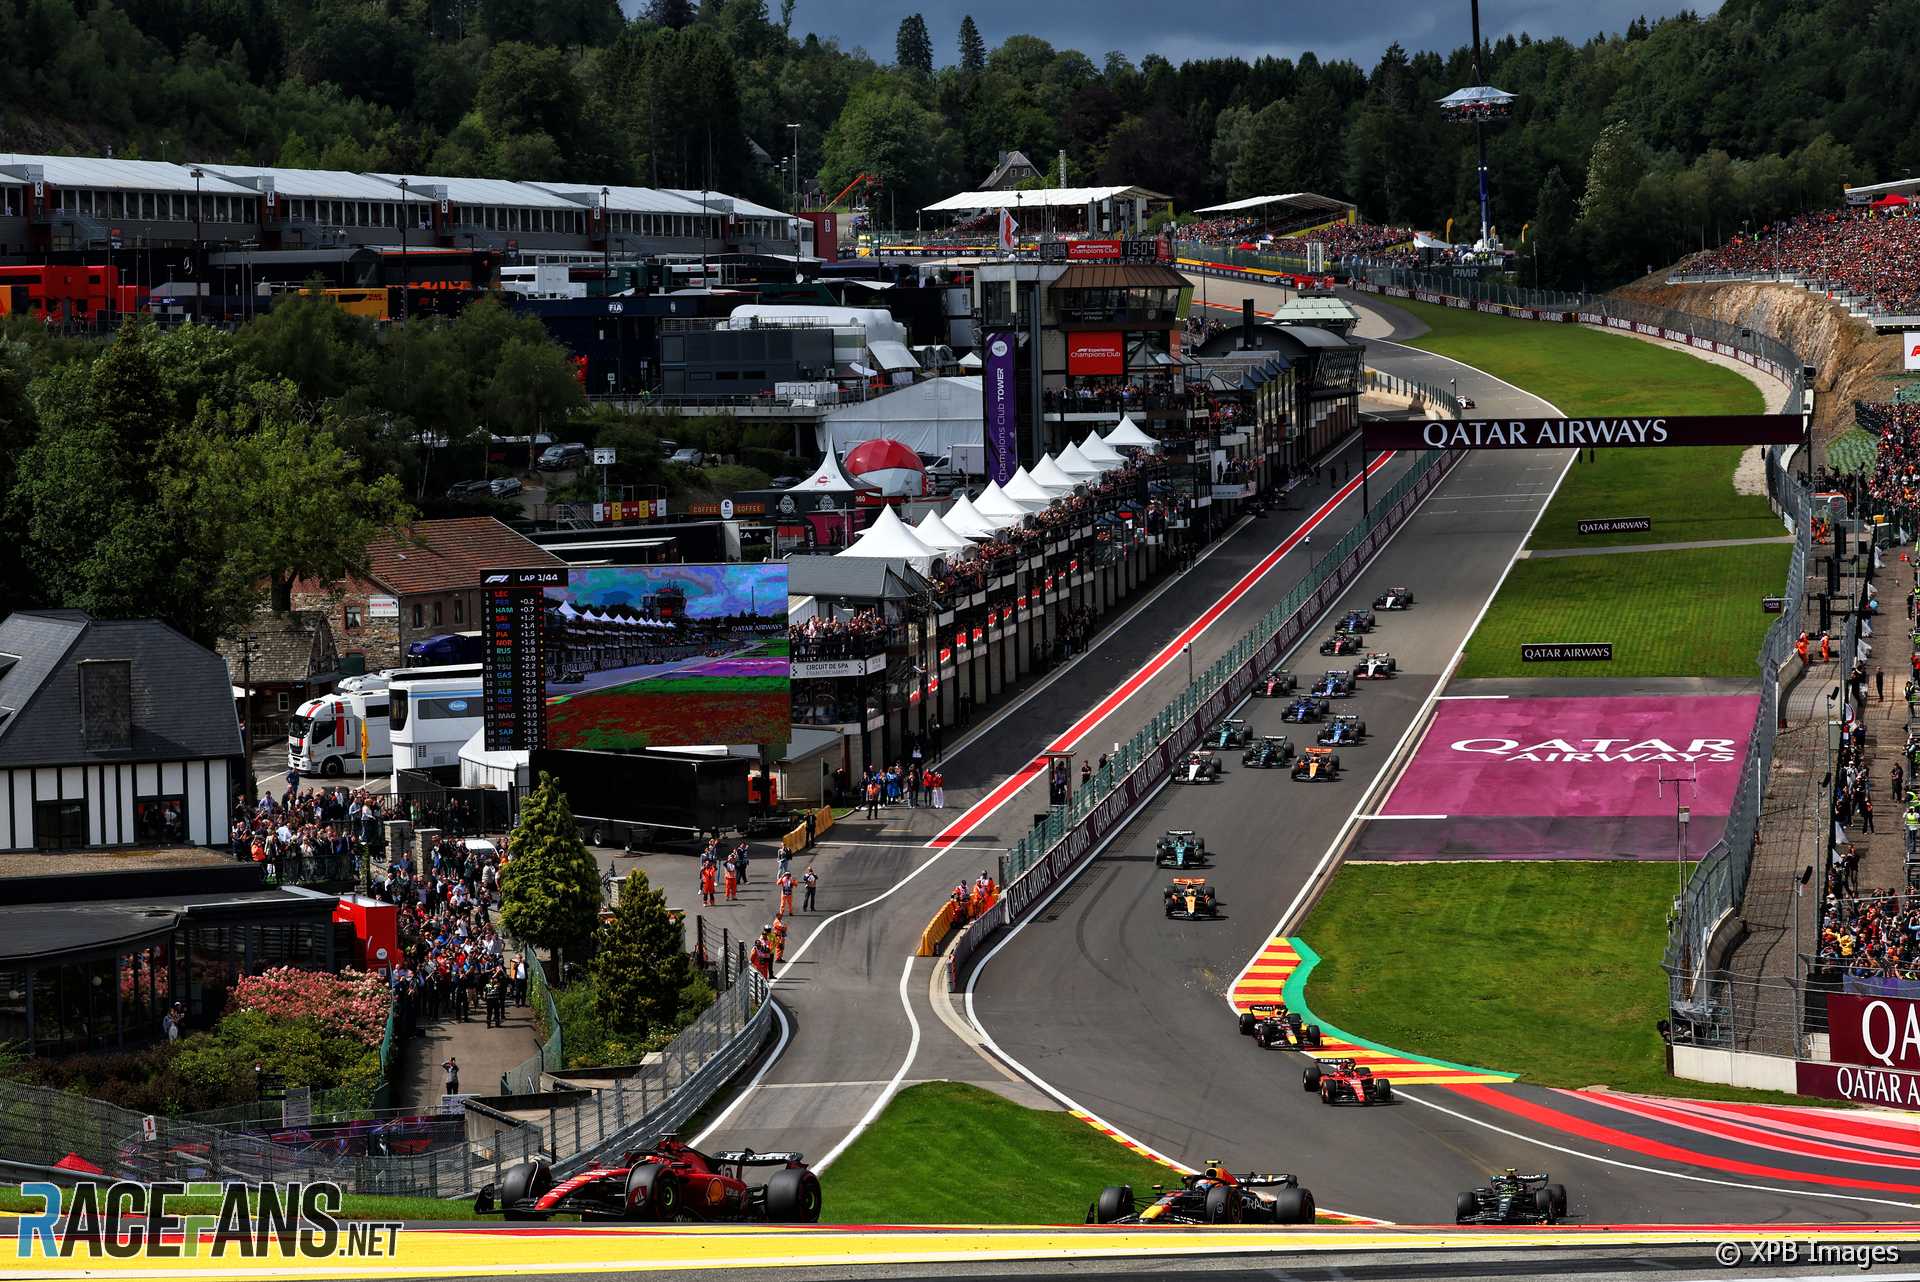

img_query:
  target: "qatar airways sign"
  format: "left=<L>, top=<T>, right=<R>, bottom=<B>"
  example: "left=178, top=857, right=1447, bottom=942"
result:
left=1830, top=994, right=1920, bottom=1072
left=1361, top=415, right=1804, bottom=450
left=1447, top=735, right=1738, bottom=765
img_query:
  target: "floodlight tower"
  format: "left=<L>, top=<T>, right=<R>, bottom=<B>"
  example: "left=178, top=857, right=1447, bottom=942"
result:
left=1438, top=0, right=1516, bottom=251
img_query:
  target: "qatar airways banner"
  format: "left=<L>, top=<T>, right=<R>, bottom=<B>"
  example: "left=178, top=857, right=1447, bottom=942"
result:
left=1360, top=695, right=1759, bottom=860
left=1829, top=993, right=1920, bottom=1071
left=1363, top=416, right=1805, bottom=450
left=984, top=333, right=1017, bottom=485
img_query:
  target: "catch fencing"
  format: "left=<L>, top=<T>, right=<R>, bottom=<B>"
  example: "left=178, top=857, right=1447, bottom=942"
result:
left=946, top=446, right=1464, bottom=988
left=498, top=944, right=564, bottom=1096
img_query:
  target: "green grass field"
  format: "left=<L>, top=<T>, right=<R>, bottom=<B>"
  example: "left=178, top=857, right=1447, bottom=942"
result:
left=1298, top=863, right=1807, bottom=1103
left=1455, top=542, right=1789, bottom=679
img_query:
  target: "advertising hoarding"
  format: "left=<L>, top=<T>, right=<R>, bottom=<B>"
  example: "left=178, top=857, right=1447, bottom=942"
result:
left=985, top=333, right=1017, bottom=485
left=1066, top=331, right=1125, bottom=376
left=1361, top=415, right=1806, bottom=450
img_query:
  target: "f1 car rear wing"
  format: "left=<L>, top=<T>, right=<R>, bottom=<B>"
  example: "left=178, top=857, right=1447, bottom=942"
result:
left=1321, top=1057, right=1358, bottom=1070
left=1171, top=877, right=1208, bottom=886
left=1246, top=1003, right=1281, bottom=1014
left=1166, top=829, right=1196, bottom=837
left=1304, top=746, right=1334, bottom=756
left=710, top=1150, right=806, bottom=1165
left=1235, top=1174, right=1300, bottom=1187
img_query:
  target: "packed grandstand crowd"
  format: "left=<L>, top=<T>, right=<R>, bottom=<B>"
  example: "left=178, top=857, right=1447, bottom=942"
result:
left=1843, top=401, right=1920, bottom=514
left=1686, top=206, right=1920, bottom=314
left=790, top=610, right=893, bottom=658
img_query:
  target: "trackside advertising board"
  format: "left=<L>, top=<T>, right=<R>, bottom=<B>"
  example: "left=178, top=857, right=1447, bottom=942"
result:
left=1361, top=416, right=1805, bottom=450
left=1828, top=993, right=1920, bottom=1072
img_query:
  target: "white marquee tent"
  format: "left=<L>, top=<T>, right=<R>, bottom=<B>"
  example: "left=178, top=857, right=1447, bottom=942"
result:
left=836, top=505, right=938, bottom=565
left=1056, top=441, right=1108, bottom=476
left=915, top=509, right=974, bottom=552
left=1104, top=416, right=1159, bottom=450
left=1031, top=454, right=1084, bottom=490
left=789, top=448, right=873, bottom=494
left=1080, top=431, right=1127, bottom=466
left=942, top=494, right=1003, bottom=538
left=818, top=375, right=984, bottom=458
left=1003, top=467, right=1063, bottom=507
left=972, top=482, right=1035, bottom=525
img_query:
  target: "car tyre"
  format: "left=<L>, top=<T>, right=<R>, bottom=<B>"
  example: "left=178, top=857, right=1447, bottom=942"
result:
left=1548, top=1184, right=1568, bottom=1216
left=1302, top=1065, right=1321, bottom=1092
left=1238, top=1012, right=1256, bottom=1036
left=498, top=1158, right=553, bottom=1215
left=1534, top=1190, right=1557, bottom=1224
left=1375, top=1077, right=1393, bottom=1102
left=1455, top=1192, right=1477, bottom=1224
left=1093, top=1185, right=1133, bottom=1224
left=1305, top=1024, right=1323, bottom=1047
left=765, top=1167, right=823, bottom=1223
left=1203, top=1184, right=1238, bottom=1224
left=322, top=756, right=344, bottom=778
left=1269, top=1187, right=1314, bottom=1224
left=625, top=1163, right=677, bottom=1220
left=590, top=826, right=607, bottom=848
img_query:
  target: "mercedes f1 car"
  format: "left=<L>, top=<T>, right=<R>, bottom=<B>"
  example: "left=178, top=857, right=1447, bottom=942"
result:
left=1317, top=713, right=1366, bottom=747
left=1374, top=586, right=1415, bottom=611
left=1292, top=746, right=1341, bottom=780
left=1164, top=877, right=1219, bottom=919
left=1355, top=651, right=1396, bottom=680
left=1455, top=1170, right=1568, bottom=1225
left=1156, top=829, right=1207, bottom=868
left=1174, top=751, right=1222, bottom=783
left=1238, top=1003, right=1323, bottom=1049
left=1240, top=735, right=1295, bottom=769
left=1311, top=670, right=1356, bottom=698
left=1206, top=718, right=1253, bottom=750
left=1318, top=633, right=1363, bottom=657
left=1087, top=1164, right=1316, bottom=1225
left=1280, top=694, right=1330, bottom=723
left=1251, top=667, right=1298, bottom=698
left=1303, top=1058, right=1393, bottom=1106
left=474, top=1141, right=822, bottom=1222
left=1333, top=609, right=1377, bottom=635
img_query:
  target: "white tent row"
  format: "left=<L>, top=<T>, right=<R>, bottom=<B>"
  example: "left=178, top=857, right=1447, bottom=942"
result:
left=1030, top=454, right=1083, bottom=490
left=914, top=509, right=974, bottom=552
left=837, top=505, right=938, bottom=565
left=1104, top=415, right=1159, bottom=450
left=942, top=494, right=1004, bottom=538
left=1002, top=468, right=1061, bottom=507
left=1080, top=431, right=1127, bottom=466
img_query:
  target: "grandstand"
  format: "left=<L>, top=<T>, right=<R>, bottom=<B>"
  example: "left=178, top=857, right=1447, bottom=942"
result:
left=1190, top=193, right=1354, bottom=241
left=1675, top=204, right=1920, bottom=325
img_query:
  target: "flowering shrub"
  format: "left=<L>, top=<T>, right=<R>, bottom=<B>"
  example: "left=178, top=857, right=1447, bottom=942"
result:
left=227, top=968, right=390, bottom=1047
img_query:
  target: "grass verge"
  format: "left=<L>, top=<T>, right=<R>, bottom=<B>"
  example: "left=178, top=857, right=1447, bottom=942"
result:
left=1456, top=543, right=1790, bottom=679
left=1298, top=863, right=1810, bottom=1104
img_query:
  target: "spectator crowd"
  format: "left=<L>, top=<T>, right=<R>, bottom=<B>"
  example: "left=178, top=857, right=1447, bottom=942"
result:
left=1688, top=206, right=1920, bottom=315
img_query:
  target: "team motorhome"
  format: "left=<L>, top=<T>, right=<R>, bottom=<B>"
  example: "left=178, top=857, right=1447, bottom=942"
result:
left=288, top=673, right=392, bottom=777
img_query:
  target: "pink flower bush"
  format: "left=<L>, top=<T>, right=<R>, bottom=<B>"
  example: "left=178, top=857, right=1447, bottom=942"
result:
left=227, top=967, right=390, bottom=1047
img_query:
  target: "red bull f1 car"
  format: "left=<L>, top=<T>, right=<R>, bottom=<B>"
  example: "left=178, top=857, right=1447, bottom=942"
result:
left=474, top=1141, right=822, bottom=1222
left=1374, top=586, right=1415, bottom=611
left=1280, top=694, right=1330, bottom=723
left=1174, top=750, right=1223, bottom=783
left=1455, top=1170, right=1568, bottom=1225
left=1251, top=667, right=1299, bottom=698
left=1319, top=633, right=1363, bottom=656
left=1311, top=670, right=1356, bottom=698
left=1317, top=713, right=1366, bottom=746
left=1355, top=652, right=1396, bottom=680
left=1164, top=876, right=1219, bottom=919
left=1088, top=1164, right=1316, bottom=1225
left=1292, top=746, right=1341, bottom=780
left=1238, top=1003, right=1323, bottom=1049
left=1240, top=735, right=1295, bottom=768
left=1303, top=1058, right=1393, bottom=1106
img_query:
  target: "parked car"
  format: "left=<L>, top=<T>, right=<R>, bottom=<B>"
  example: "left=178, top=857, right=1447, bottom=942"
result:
left=769, top=476, right=801, bottom=489
left=537, top=442, right=587, bottom=471
left=489, top=476, right=523, bottom=498
left=444, top=479, right=491, bottom=500
left=670, top=448, right=706, bottom=467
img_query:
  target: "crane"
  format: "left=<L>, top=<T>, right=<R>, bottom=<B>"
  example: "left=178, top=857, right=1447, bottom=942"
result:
left=829, top=172, right=879, bottom=209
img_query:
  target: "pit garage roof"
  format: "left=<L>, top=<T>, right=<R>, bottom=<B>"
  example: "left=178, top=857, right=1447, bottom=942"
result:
left=665, top=189, right=793, bottom=221
left=369, top=173, right=583, bottom=208
left=526, top=182, right=711, bottom=215
left=0, top=153, right=256, bottom=195
left=922, top=185, right=1169, bottom=213
left=1193, top=192, right=1355, bottom=216
left=197, top=164, right=423, bottom=202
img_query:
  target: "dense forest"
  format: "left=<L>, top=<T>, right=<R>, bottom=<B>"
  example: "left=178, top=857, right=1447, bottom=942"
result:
left=1, top=0, right=1915, bottom=283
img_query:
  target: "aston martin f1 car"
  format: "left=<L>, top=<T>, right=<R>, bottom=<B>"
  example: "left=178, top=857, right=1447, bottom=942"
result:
left=1240, top=735, right=1295, bottom=769
left=1238, top=1003, right=1323, bottom=1049
left=1334, top=609, right=1377, bottom=635
left=1318, top=633, right=1363, bottom=657
left=1292, top=746, right=1340, bottom=780
left=1206, top=718, right=1253, bottom=750
left=1303, top=1058, right=1393, bottom=1106
left=1280, top=694, right=1330, bottom=723
left=1251, top=667, right=1298, bottom=698
left=1374, top=586, right=1415, bottom=611
left=1164, top=877, right=1219, bottom=919
left=1156, top=829, right=1207, bottom=868
left=1087, top=1164, right=1316, bottom=1225
left=1355, top=651, right=1396, bottom=680
left=1311, top=670, right=1356, bottom=698
left=474, top=1142, right=822, bottom=1222
left=1174, top=751, right=1222, bottom=783
left=1317, top=713, right=1366, bottom=746
left=1455, top=1170, right=1568, bottom=1225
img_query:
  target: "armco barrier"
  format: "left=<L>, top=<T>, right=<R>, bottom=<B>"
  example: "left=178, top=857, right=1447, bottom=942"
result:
left=947, top=447, right=1465, bottom=989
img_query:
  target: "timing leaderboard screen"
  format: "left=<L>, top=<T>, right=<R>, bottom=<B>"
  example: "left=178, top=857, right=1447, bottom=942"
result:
left=483, top=564, right=789, bottom=752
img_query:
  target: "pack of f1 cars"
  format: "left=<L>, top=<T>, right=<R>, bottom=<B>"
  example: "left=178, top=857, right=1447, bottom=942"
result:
left=1240, top=735, right=1295, bottom=768
left=474, top=1141, right=823, bottom=1222
left=1156, top=829, right=1207, bottom=868
left=1238, top=1003, right=1323, bottom=1049
left=1311, top=670, right=1356, bottom=698
left=1087, top=1164, right=1316, bottom=1225
left=1280, top=694, right=1330, bottom=723
left=1302, top=1058, right=1393, bottom=1106
left=1334, top=609, right=1377, bottom=635
left=1164, top=877, right=1219, bottom=919
left=1250, top=667, right=1298, bottom=698
left=1374, top=586, right=1415, bottom=611
left=1206, top=718, right=1253, bottom=750
left=1455, top=1170, right=1568, bottom=1225
left=1318, top=633, right=1363, bottom=657
left=1292, top=746, right=1341, bottom=780
left=1317, top=713, right=1366, bottom=747
left=1174, top=750, right=1222, bottom=783
left=1355, top=651, right=1396, bottom=680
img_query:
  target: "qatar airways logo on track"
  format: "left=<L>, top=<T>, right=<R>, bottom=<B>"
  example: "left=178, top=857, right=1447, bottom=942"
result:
left=1448, top=736, right=1738, bottom=764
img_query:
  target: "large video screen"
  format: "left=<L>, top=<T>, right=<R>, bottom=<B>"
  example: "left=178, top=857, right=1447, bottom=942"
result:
left=523, top=564, right=789, bottom=751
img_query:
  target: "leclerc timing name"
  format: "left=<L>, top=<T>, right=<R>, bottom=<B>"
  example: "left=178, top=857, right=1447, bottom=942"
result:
left=1358, top=414, right=1804, bottom=450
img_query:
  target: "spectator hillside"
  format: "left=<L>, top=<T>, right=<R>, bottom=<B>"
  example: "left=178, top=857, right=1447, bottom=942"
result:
left=1686, top=208, right=1920, bottom=316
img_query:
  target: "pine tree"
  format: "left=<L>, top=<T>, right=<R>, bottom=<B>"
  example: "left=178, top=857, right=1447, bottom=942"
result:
left=895, top=13, right=932, bottom=76
left=645, top=0, right=695, bottom=29
left=591, top=869, right=698, bottom=1042
left=958, top=15, right=985, bottom=74
left=499, top=772, right=604, bottom=965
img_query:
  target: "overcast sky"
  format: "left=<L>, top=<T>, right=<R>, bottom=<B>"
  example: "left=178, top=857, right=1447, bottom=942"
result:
left=791, top=1, right=1723, bottom=68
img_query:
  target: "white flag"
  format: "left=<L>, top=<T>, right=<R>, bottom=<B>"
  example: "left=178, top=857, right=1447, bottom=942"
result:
left=999, top=207, right=1019, bottom=251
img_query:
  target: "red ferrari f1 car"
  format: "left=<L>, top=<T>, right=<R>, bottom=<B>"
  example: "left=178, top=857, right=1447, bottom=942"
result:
left=474, top=1140, right=823, bottom=1222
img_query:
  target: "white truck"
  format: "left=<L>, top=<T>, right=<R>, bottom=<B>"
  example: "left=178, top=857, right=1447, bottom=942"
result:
left=288, top=674, right=393, bottom=778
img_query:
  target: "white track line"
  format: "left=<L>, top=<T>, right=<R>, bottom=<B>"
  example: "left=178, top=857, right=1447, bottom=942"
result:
left=693, top=998, right=791, bottom=1145
left=812, top=956, right=920, bottom=1172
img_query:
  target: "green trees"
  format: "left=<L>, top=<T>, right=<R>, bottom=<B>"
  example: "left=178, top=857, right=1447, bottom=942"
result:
left=820, top=78, right=943, bottom=213
left=591, top=870, right=698, bottom=1044
left=499, top=773, right=604, bottom=965
left=958, top=15, right=985, bottom=74
left=894, top=14, right=932, bottom=77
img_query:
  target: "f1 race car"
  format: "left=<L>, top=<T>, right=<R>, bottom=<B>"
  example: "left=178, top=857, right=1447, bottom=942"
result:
left=1280, top=694, right=1330, bottom=723
left=1355, top=652, right=1396, bottom=680
left=1156, top=829, right=1207, bottom=868
left=1251, top=667, right=1298, bottom=698
left=1318, top=633, right=1363, bottom=657
left=1316, top=714, right=1366, bottom=747
left=474, top=1141, right=823, bottom=1222
left=1241, top=735, right=1295, bottom=769
left=1333, top=609, right=1377, bottom=635
left=1457, top=394, right=1476, bottom=409
left=1087, top=1164, right=1316, bottom=1225
left=1312, top=670, right=1356, bottom=699
left=1374, top=586, right=1415, bottom=611
left=1207, top=718, right=1253, bottom=750
left=1238, top=1003, right=1324, bottom=1049
left=1174, top=751, right=1222, bottom=784
left=1164, top=877, right=1219, bottom=919
left=1303, top=1058, right=1393, bottom=1106
left=1292, top=746, right=1341, bottom=780
left=1455, top=1170, right=1569, bottom=1225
